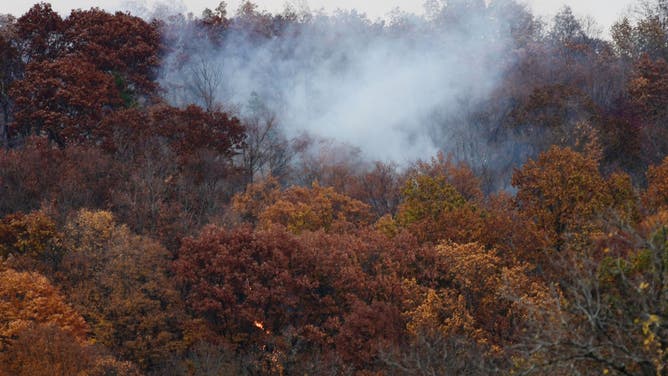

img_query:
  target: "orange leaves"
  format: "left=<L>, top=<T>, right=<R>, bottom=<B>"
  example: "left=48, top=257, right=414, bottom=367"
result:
left=512, top=146, right=612, bottom=250
left=231, top=176, right=281, bottom=224
left=0, top=266, right=87, bottom=344
left=425, top=242, right=542, bottom=345
left=233, top=179, right=373, bottom=233
left=644, top=155, right=668, bottom=212
left=406, top=288, right=484, bottom=345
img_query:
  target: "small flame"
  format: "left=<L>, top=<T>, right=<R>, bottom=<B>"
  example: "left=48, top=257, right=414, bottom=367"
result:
left=253, top=320, right=271, bottom=334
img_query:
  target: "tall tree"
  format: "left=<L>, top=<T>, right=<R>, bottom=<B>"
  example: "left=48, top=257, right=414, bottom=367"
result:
left=10, top=56, right=121, bottom=145
left=64, top=8, right=162, bottom=96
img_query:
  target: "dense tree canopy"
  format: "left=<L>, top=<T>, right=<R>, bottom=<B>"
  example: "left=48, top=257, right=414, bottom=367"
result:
left=1, top=1, right=668, bottom=375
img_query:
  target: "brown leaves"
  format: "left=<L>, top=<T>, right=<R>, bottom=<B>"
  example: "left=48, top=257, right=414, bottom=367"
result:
left=0, top=137, right=120, bottom=218
left=58, top=209, right=188, bottom=370
left=0, top=323, right=141, bottom=376
left=174, top=225, right=301, bottom=340
left=644, top=155, right=668, bottom=212
left=150, top=104, right=245, bottom=158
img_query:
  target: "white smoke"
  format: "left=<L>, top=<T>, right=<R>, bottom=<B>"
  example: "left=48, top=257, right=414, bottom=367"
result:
left=159, top=1, right=518, bottom=163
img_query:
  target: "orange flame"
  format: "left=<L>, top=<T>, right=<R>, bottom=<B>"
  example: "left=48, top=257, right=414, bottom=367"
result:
left=253, top=320, right=271, bottom=334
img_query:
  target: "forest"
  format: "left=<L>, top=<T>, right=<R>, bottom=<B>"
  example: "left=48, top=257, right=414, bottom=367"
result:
left=0, top=0, right=667, bottom=375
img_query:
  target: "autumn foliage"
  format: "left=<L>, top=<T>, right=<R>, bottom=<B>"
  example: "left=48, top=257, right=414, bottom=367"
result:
left=1, top=1, right=668, bottom=375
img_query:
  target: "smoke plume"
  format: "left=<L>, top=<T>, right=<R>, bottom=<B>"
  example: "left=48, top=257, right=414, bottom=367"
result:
left=159, top=1, right=523, bottom=164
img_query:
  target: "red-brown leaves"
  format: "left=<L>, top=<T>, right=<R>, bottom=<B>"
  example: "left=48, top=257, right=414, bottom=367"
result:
left=8, top=6, right=162, bottom=145
left=174, top=226, right=302, bottom=345
left=151, top=104, right=245, bottom=158
left=15, top=3, right=65, bottom=63
left=10, top=56, right=121, bottom=145
left=64, top=8, right=161, bottom=94
left=100, top=105, right=245, bottom=160
left=0, top=137, right=120, bottom=218
left=174, top=224, right=413, bottom=370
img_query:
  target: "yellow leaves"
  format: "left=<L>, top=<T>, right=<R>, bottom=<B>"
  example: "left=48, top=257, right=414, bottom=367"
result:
left=59, top=209, right=187, bottom=370
left=410, top=152, right=483, bottom=202
left=437, top=243, right=498, bottom=290
left=231, top=176, right=281, bottom=223
left=639, top=313, right=663, bottom=374
left=0, top=211, right=62, bottom=261
left=406, top=289, right=440, bottom=336
left=641, top=314, right=660, bottom=339
left=403, top=241, right=551, bottom=350
left=64, top=209, right=116, bottom=252
left=397, top=174, right=466, bottom=226
left=571, top=121, right=603, bottom=164
left=639, top=210, right=668, bottom=237
left=375, top=214, right=398, bottom=238
left=394, top=172, right=487, bottom=244
left=628, top=77, right=649, bottom=102
left=607, top=171, right=639, bottom=222
left=406, top=288, right=483, bottom=343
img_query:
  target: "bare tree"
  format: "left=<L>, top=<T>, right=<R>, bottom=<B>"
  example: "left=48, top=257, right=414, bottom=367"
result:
left=379, top=331, right=500, bottom=376
left=241, top=93, right=293, bottom=183
left=187, top=55, right=223, bottom=112
left=507, top=216, right=667, bottom=376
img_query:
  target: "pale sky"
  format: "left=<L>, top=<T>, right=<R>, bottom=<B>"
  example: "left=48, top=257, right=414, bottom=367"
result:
left=1, top=0, right=638, bottom=34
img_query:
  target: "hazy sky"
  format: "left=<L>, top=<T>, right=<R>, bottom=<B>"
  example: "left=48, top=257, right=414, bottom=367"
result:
left=2, top=0, right=637, bottom=32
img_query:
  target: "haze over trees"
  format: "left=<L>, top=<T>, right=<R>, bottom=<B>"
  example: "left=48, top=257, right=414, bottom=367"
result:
left=0, top=1, right=667, bottom=375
